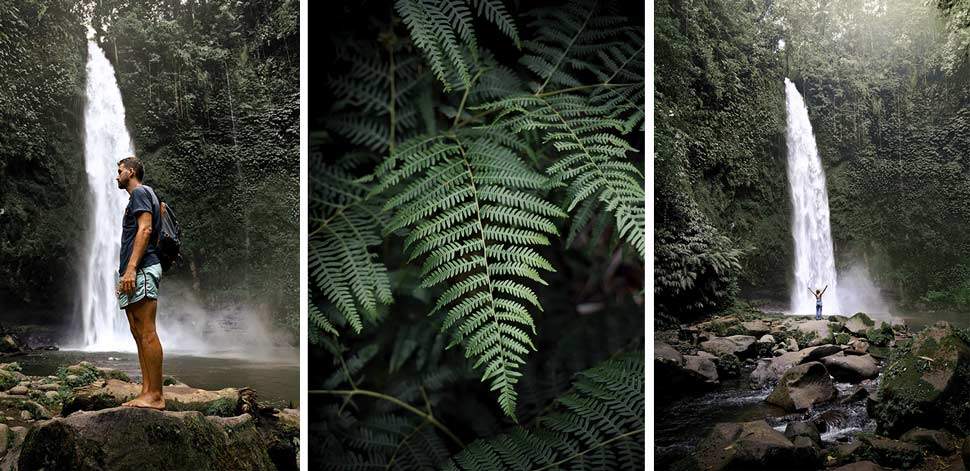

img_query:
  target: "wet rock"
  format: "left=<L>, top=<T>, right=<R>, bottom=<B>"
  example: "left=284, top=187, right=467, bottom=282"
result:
left=750, top=345, right=842, bottom=387
left=742, top=320, right=771, bottom=337
left=900, top=427, right=956, bottom=454
left=854, top=434, right=923, bottom=469
left=870, top=321, right=970, bottom=436
left=841, top=385, right=869, bottom=404
left=821, top=353, right=879, bottom=382
left=683, top=355, right=719, bottom=385
left=700, top=335, right=758, bottom=358
left=62, top=379, right=241, bottom=417
left=684, top=420, right=808, bottom=470
left=766, top=362, right=836, bottom=411
left=784, top=420, right=822, bottom=447
left=16, top=407, right=275, bottom=470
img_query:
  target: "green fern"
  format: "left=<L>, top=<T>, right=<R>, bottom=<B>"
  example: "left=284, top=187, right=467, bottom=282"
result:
left=324, top=40, right=433, bottom=152
left=395, top=0, right=520, bottom=92
left=309, top=155, right=392, bottom=336
left=445, top=351, right=645, bottom=470
left=378, top=128, right=565, bottom=419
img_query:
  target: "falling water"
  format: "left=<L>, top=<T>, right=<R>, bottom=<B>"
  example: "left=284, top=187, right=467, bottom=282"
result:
left=78, top=40, right=135, bottom=351
left=784, top=78, right=842, bottom=316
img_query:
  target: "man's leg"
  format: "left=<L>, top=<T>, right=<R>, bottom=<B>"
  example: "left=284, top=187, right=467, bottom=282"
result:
left=121, top=299, right=164, bottom=409
left=125, top=310, right=149, bottom=396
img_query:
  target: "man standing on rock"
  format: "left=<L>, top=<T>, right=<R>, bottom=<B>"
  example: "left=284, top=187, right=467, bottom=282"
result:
left=809, top=284, right=828, bottom=320
left=115, top=156, right=165, bottom=410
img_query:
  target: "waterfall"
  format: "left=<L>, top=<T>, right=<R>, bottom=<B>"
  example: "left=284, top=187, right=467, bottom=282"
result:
left=784, top=78, right=842, bottom=316
left=77, top=40, right=136, bottom=351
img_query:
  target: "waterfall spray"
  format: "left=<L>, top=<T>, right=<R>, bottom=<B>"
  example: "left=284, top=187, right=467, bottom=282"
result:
left=784, top=78, right=842, bottom=316
left=78, top=40, right=137, bottom=351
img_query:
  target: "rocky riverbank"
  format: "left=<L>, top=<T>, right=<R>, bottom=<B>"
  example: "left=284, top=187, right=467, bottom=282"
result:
left=657, top=309, right=970, bottom=470
left=0, top=360, right=297, bottom=470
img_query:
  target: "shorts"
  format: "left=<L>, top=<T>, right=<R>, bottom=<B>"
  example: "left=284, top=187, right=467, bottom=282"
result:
left=118, top=263, right=162, bottom=309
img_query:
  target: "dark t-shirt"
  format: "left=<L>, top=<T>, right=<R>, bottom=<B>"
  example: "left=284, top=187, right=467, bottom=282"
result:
left=119, top=185, right=161, bottom=275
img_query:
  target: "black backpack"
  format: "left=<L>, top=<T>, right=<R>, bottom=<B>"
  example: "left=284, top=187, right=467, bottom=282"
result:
left=156, top=201, right=183, bottom=272
left=147, top=187, right=183, bottom=272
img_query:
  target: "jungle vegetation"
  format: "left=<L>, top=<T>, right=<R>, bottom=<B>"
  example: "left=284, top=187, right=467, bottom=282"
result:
left=309, top=0, right=645, bottom=468
left=656, top=0, right=970, bottom=323
left=0, top=0, right=300, bottom=335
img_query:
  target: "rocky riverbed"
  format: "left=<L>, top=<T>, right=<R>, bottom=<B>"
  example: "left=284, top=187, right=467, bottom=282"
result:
left=0, top=360, right=297, bottom=470
left=656, top=309, right=970, bottom=470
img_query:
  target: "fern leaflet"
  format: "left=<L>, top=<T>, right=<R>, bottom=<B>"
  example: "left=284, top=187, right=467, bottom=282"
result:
left=378, top=128, right=565, bottom=419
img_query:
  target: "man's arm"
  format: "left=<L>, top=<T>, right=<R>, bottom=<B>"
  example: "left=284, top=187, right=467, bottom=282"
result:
left=822, top=285, right=828, bottom=295
left=120, top=212, right=153, bottom=295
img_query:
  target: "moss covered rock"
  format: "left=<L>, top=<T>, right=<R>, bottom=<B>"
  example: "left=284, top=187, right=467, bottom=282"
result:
left=869, top=321, right=970, bottom=436
left=62, top=379, right=241, bottom=417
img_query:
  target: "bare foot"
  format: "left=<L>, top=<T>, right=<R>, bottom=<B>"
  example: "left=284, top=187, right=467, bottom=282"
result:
left=121, top=394, right=165, bottom=410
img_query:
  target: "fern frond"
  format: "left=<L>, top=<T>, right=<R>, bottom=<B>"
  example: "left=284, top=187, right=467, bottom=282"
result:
left=379, top=129, right=565, bottom=419
left=477, top=92, right=645, bottom=257
left=445, top=352, right=645, bottom=470
left=324, top=41, right=431, bottom=152
left=395, top=0, right=520, bottom=92
left=309, top=159, right=392, bottom=335
left=309, top=302, right=338, bottom=342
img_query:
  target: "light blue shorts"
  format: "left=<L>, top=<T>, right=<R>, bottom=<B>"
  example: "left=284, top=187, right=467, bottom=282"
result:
left=118, top=263, right=162, bottom=309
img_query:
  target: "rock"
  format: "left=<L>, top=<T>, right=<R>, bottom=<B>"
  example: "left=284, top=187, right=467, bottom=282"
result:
left=19, top=410, right=31, bottom=421
left=0, top=395, right=51, bottom=419
left=695, top=317, right=741, bottom=336
left=821, top=353, right=879, bottom=382
left=791, top=435, right=820, bottom=463
left=841, top=385, right=869, bottom=404
left=847, top=339, right=870, bottom=355
left=700, top=335, right=758, bottom=358
left=0, top=334, right=22, bottom=353
left=766, top=362, right=836, bottom=411
left=844, top=313, right=878, bottom=335
left=832, top=461, right=887, bottom=471
left=36, top=383, right=59, bottom=392
left=759, top=334, right=775, bottom=344
left=715, top=353, right=741, bottom=379
left=685, top=420, right=808, bottom=470
left=784, top=420, right=822, bottom=447
left=44, top=390, right=59, bottom=401
left=261, top=408, right=299, bottom=471
left=900, top=427, right=956, bottom=454
left=6, top=386, right=27, bottom=396
left=742, top=320, right=771, bottom=337
left=787, top=338, right=799, bottom=352
left=772, top=348, right=786, bottom=357
left=797, top=320, right=832, bottom=346
left=683, top=355, right=718, bottom=385
left=0, top=423, right=8, bottom=455
left=0, top=370, right=17, bottom=391
left=870, top=321, right=970, bottom=436
left=963, top=437, right=970, bottom=470
left=62, top=379, right=241, bottom=417
left=750, top=345, right=842, bottom=387
left=96, top=367, right=132, bottom=382
left=16, top=407, right=275, bottom=470
left=654, top=341, right=682, bottom=365
left=854, top=434, right=923, bottom=469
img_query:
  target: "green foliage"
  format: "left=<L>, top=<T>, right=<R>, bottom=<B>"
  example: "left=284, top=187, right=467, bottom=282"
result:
left=309, top=155, right=392, bottom=334
left=395, top=0, right=520, bottom=91
left=378, top=129, right=565, bottom=418
left=0, top=0, right=87, bottom=312
left=92, top=0, right=300, bottom=334
left=444, top=352, right=644, bottom=470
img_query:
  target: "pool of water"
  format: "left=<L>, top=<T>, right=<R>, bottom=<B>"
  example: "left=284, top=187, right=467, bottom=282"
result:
left=12, top=349, right=299, bottom=408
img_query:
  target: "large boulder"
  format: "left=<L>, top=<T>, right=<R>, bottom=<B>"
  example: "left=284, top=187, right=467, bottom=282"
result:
left=797, top=320, right=833, bottom=346
left=15, top=407, right=274, bottom=470
left=750, top=345, right=842, bottom=387
left=742, top=320, right=771, bottom=337
left=683, top=420, right=812, bottom=470
left=700, top=335, right=758, bottom=358
left=62, top=379, right=241, bottom=417
left=869, top=321, right=970, bottom=436
left=821, top=353, right=879, bottom=383
left=900, top=427, right=957, bottom=455
left=844, top=313, right=878, bottom=335
left=850, top=435, right=923, bottom=469
left=766, top=362, right=836, bottom=411
left=655, top=342, right=717, bottom=398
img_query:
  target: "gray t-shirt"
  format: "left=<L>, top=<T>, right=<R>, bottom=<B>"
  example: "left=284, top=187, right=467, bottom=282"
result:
left=119, top=185, right=160, bottom=275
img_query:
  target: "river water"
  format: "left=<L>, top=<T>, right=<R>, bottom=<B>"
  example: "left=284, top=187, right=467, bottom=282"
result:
left=13, top=349, right=299, bottom=407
